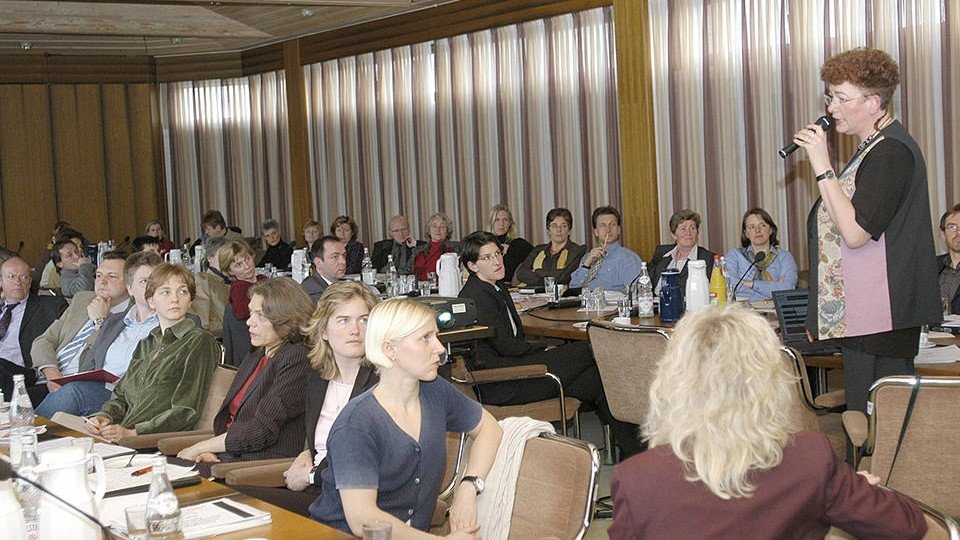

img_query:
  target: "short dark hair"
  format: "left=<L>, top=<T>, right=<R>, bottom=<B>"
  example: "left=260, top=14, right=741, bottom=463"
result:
left=545, top=208, right=573, bottom=229
left=249, top=277, right=314, bottom=344
left=51, top=239, right=78, bottom=266
left=330, top=216, right=358, bottom=240
left=101, top=251, right=128, bottom=263
left=202, top=210, right=227, bottom=230
left=261, top=219, right=281, bottom=233
left=591, top=206, right=621, bottom=228
left=124, top=250, right=162, bottom=285
left=669, top=209, right=701, bottom=234
left=145, top=263, right=196, bottom=302
left=740, top=208, right=779, bottom=248
left=310, top=235, right=342, bottom=261
left=132, top=235, right=160, bottom=252
left=460, top=230, right=499, bottom=274
left=940, top=203, right=960, bottom=230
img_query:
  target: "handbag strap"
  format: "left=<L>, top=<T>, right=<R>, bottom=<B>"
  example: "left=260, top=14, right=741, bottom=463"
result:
left=884, top=377, right=921, bottom=486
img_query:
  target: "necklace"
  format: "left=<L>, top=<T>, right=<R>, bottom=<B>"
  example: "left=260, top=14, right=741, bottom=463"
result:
left=855, top=113, right=893, bottom=155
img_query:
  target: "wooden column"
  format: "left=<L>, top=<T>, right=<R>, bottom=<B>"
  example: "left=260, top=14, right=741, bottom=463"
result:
left=613, top=0, right=659, bottom=260
left=283, top=39, right=313, bottom=244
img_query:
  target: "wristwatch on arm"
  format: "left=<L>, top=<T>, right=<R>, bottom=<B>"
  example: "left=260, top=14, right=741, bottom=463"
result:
left=459, top=475, right=485, bottom=495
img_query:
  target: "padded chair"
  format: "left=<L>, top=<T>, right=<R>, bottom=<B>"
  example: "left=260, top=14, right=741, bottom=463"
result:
left=446, top=355, right=580, bottom=437
left=781, top=346, right=846, bottom=411
left=118, top=345, right=236, bottom=450
left=825, top=494, right=960, bottom=539
left=841, top=376, right=960, bottom=518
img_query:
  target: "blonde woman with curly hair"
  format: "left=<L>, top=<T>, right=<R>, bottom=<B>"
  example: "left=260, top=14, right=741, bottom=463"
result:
left=310, top=298, right=502, bottom=538
left=609, top=304, right=926, bottom=539
left=282, top=281, right=380, bottom=494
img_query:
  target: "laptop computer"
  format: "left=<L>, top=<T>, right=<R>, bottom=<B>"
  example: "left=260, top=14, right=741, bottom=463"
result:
left=772, top=289, right=841, bottom=356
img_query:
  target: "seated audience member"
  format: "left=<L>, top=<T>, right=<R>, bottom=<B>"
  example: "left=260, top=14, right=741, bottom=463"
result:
left=570, top=206, right=643, bottom=291
left=221, top=240, right=264, bottom=365
left=144, top=220, right=175, bottom=255
left=330, top=215, right=365, bottom=275
left=412, top=212, right=459, bottom=281
left=488, top=204, right=533, bottom=283
left=309, top=298, right=502, bottom=537
left=515, top=207, right=587, bottom=286
left=371, top=215, right=423, bottom=275
left=459, top=231, right=641, bottom=457
left=86, top=264, right=220, bottom=442
left=724, top=208, right=798, bottom=301
left=191, top=236, right=230, bottom=333
left=131, top=235, right=161, bottom=254
left=609, top=304, right=926, bottom=539
left=283, top=281, right=380, bottom=493
left=194, top=210, right=242, bottom=255
left=52, top=237, right=95, bottom=298
left=38, top=222, right=74, bottom=289
left=36, top=251, right=162, bottom=417
left=938, top=204, right=960, bottom=314
left=648, top=209, right=716, bottom=293
left=177, top=278, right=314, bottom=463
left=203, top=236, right=232, bottom=284
left=32, top=252, right=132, bottom=398
left=0, top=257, right=68, bottom=397
left=301, top=236, right=347, bottom=304
left=303, top=220, right=322, bottom=255
left=259, top=219, right=293, bottom=271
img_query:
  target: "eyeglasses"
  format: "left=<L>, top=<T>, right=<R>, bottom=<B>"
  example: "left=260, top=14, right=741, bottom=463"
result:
left=945, top=224, right=960, bottom=233
left=477, top=251, right=504, bottom=262
left=2, top=274, right=30, bottom=282
left=745, top=223, right=770, bottom=232
left=822, top=93, right=876, bottom=107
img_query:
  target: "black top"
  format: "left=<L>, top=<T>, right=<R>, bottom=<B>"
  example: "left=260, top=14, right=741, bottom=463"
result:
left=648, top=244, right=716, bottom=292
left=259, top=241, right=293, bottom=271
left=458, top=273, right=544, bottom=369
left=494, top=235, right=533, bottom=283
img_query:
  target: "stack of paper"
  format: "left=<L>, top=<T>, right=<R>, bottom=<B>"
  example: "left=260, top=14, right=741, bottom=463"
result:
left=100, top=455, right=199, bottom=496
left=916, top=345, right=960, bottom=364
left=100, top=496, right=271, bottom=539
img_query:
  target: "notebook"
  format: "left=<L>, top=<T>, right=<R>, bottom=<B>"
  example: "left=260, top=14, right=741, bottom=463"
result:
left=772, top=289, right=841, bottom=356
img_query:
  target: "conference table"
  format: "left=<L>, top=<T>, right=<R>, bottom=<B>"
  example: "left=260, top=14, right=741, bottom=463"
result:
left=519, top=302, right=960, bottom=379
left=16, top=418, right=351, bottom=540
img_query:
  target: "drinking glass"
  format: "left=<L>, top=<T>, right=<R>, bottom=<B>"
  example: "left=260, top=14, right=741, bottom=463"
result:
left=362, top=520, right=392, bottom=540
left=617, top=297, right=631, bottom=319
left=543, top=276, right=557, bottom=302
left=427, top=272, right=438, bottom=289
left=124, top=505, right=148, bottom=540
left=418, top=281, right=432, bottom=297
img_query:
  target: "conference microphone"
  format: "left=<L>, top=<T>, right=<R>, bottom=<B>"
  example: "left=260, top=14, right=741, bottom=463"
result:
left=0, top=460, right=118, bottom=539
left=778, top=115, right=834, bottom=158
left=731, top=251, right=766, bottom=298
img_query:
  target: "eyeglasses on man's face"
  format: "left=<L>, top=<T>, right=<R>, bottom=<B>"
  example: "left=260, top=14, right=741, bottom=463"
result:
left=944, top=224, right=960, bottom=234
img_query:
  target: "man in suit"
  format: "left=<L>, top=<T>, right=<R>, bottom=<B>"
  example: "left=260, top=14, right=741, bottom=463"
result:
left=0, top=256, right=68, bottom=397
left=36, top=251, right=163, bottom=417
left=938, top=204, right=960, bottom=315
left=31, top=252, right=132, bottom=404
left=648, top=209, right=716, bottom=293
left=371, top=215, right=423, bottom=274
left=301, top=236, right=347, bottom=303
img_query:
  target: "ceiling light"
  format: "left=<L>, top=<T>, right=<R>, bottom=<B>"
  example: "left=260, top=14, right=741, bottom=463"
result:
left=20, top=41, right=32, bottom=50
left=300, top=8, right=314, bottom=17
left=170, top=37, right=182, bottom=45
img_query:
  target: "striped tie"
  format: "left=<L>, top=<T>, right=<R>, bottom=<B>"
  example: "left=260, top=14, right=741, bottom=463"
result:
left=583, top=252, right=605, bottom=288
left=56, top=319, right=97, bottom=372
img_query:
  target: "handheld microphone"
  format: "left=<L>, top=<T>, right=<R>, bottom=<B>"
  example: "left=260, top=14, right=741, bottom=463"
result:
left=731, top=251, right=766, bottom=298
left=779, top=115, right=834, bottom=158
left=0, top=460, right=117, bottom=539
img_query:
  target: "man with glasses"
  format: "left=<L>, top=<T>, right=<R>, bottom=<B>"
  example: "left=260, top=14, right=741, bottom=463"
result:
left=30, top=252, right=131, bottom=403
left=0, top=256, right=68, bottom=398
left=371, top=215, right=424, bottom=274
left=938, top=204, right=960, bottom=315
left=569, top=206, right=643, bottom=291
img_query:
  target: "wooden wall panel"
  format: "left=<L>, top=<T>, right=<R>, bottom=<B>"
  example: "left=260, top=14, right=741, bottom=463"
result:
left=128, top=84, right=165, bottom=231
left=101, top=84, right=138, bottom=242
left=0, top=85, right=58, bottom=265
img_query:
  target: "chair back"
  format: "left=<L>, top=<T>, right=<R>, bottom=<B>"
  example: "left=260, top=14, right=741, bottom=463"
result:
left=865, top=376, right=960, bottom=518
left=194, top=346, right=236, bottom=430
left=509, top=433, right=599, bottom=540
left=586, top=322, right=669, bottom=425
left=824, top=493, right=960, bottom=539
left=780, top=346, right=825, bottom=431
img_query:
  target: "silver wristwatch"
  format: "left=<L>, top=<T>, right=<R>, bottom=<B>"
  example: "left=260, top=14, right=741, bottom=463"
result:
left=460, top=475, right=485, bottom=495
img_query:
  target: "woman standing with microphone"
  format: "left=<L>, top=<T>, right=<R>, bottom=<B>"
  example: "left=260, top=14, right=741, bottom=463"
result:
left=793, top=48, right=940, bottom=415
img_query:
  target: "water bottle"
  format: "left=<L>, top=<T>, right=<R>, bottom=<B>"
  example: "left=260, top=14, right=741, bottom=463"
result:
left=145, top=456, right=185, bottom=540
left=719, top=256, right=733, bottom=300
left=14, top=429, right=40, bottom=540
left=386, top=255, right=398, bottom=293
left=635, top=262, right=654, bottom=317
left=709, top=254, right=727, bottom=306
left=361, top=247, right=375, bottom=285
left=9, top=374, right=35, bottom=429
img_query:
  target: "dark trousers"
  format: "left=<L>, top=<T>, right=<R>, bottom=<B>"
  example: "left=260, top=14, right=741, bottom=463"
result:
left=472, top=341, right=643, bottom=458
left=0, top=358, right=36, bottom=398
left=841, top=347, right=915, bottom=414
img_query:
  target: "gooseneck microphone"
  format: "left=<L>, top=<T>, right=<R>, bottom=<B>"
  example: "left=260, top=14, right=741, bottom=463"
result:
left=731, top=251, right=766, bottom=299
left=779, top=115, right=834, bottom=158
left=0, top=460, right=117, bottom=539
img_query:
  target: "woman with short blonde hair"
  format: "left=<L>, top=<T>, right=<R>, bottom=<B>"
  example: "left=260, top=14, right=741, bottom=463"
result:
left=609, top=303, right=927, bottom=539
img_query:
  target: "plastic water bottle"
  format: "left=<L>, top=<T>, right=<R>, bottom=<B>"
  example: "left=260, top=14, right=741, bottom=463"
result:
left=145, top=456, right=185, bottom=540
left=386, top=255, right=398, bottom=295
left=719, top=256, right=733, bottom=300
left=635, top=262, right=654, bottom=317
left=361, top=248, right=375, bottom=285
left=9, top=375, right=34, bottom=429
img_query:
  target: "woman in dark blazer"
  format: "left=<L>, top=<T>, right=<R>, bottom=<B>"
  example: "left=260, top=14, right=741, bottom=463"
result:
left=282, top=281, right=381, bottom=493
left=515, top=207, right=587, bottom=286
left=177, top=277, right=314, bottom=463
left=648, top=209, right=715, bottom=292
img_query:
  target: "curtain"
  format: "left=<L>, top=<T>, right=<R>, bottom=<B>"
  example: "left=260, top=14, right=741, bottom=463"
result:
left=160, top=71, right=292, bottom=242
left=650, top=0, right=958, bottom=266
left=304, top=6, right=620, bottom=247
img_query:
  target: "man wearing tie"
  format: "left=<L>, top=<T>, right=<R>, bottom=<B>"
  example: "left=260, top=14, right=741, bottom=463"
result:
left=569, top=206, right=643, bottom=291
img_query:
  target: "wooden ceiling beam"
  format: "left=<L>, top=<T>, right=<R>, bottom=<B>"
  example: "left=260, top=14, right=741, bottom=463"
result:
left=0, top=1, right=271, bottom=37
left=24, top=0, right=422, bottom=6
